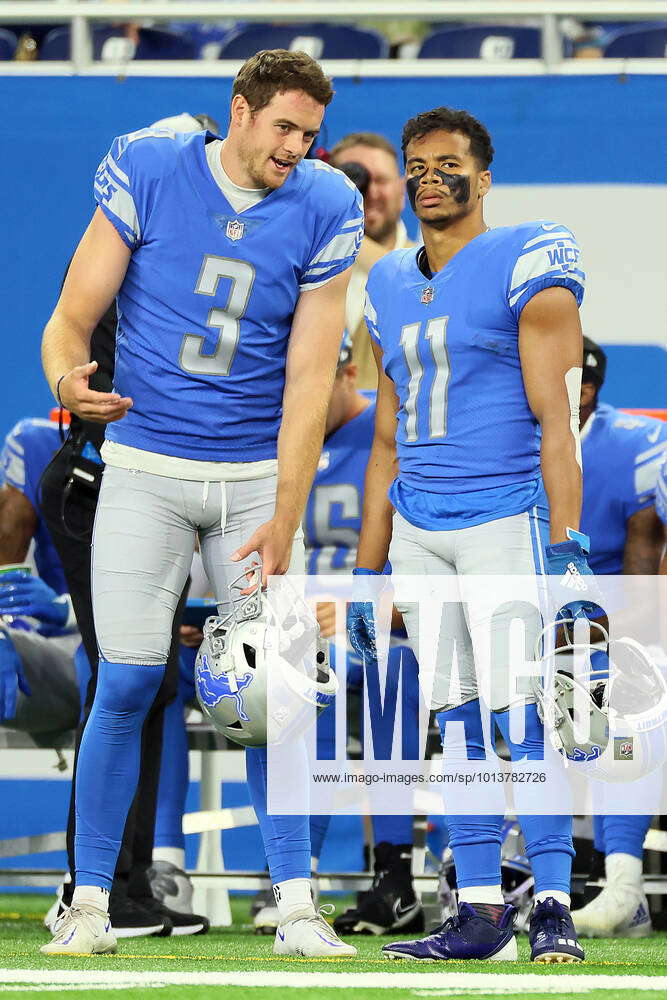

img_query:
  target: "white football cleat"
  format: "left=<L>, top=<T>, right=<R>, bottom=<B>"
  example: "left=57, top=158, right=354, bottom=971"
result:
left=572, top=885, right=651, bottom=938
left=44, top=878, right=69, bottom=934
left=274, top=906, right=357, bottom=957
left=254, top=902, right=280, bottom=935
left=40, top=904, right=117, bottom=955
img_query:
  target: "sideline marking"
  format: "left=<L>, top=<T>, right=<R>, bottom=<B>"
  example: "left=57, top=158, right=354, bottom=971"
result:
left=2, top=971, right=667, bottom=991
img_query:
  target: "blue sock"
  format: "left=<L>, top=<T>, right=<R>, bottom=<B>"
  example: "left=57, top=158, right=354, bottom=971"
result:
left=246, top=745, right=310, bottom=883
left=309, top=814, right=331, bottom=861
left=372, top=815, right=414, bottom=846
left=75, top=660, right=165, bottom=889
left=493, top=703, right=574, bottom=896
left=601, top=815, right=651, bottom=860
left=437, top=700, right=504, bottom=888
left=154, top=682, right=189, bottom=852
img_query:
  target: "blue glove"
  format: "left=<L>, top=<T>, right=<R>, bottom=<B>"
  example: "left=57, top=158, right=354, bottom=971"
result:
left=347, top=568, right=381, bottom=662
left=0, top=630, right=31, bottom=721
left=0, top=572, right=70, bottom=636
left=545, top=538, right=603, bottom=622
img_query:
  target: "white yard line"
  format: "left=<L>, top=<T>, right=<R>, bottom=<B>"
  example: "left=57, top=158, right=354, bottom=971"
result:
left=1, top=970, right=667, bottom=992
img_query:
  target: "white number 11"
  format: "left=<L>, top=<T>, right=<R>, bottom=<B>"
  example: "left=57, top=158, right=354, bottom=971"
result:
left=400, top=316, right=450, bottom=442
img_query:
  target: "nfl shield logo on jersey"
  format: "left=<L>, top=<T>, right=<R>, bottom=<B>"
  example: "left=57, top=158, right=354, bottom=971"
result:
left=421, top=286, right=434, bottom=305
left=226, top=219, right=245, bottom=242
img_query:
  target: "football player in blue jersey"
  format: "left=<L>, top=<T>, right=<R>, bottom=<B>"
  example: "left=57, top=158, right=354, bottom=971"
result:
left=40, top=50, right=363, bottom=957
left=0, top=416, right=80, bottom=735
left=349, top=107, right=591, bottom=964
left=571, top=338, right=667, bottom=939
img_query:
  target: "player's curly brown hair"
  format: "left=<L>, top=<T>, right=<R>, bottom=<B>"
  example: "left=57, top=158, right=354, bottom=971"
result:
left=401, top=107, right=494, bottom=170
left=232, top=49, right=334, bottom=113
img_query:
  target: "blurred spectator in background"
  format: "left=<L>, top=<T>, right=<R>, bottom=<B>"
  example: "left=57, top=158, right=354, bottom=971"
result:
left=0, top=416, right=80, bottom=741
left=330, top=133, right=414, bottom=389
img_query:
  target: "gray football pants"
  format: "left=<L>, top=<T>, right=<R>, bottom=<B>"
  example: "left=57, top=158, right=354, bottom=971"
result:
left=92, top=467, right=305, bottom=665
left=1, top=629, right=79, bottom=738
left=389, top=507, right=548, bottom=713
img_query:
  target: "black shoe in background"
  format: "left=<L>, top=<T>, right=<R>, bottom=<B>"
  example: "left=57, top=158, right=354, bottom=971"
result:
left=333, top=842, right=424, bottom=936
left=135, top=894, right=210, bottom=937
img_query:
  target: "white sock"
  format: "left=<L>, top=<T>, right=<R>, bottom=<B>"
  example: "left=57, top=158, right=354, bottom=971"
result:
left=273, top=878, right=314, bottom=921
left=458, top=885, right=504, bottom=905
left=310, top=856, right=319, bottom=874
left=606, top=852, right=643, bottom=887
left=153, top=847, right=186, bottom=870
left=534, top=890, right=571, bottom=908
left=72, top=886, right=109, bottom=913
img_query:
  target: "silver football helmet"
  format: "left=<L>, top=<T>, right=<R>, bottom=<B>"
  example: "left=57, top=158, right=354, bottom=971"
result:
left=534, top=617, right=667, bottom=779
left=195, top=566, right=338, bottom=747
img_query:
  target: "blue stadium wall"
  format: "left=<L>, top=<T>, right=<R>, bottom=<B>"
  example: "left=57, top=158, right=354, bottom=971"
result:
left=1, top=73, right=665, bottom=445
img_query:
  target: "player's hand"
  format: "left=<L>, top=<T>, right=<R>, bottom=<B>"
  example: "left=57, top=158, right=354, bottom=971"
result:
left=0, top=630, right=31, bottom=721
left=346, top=568, right=385, bottom=662
left=180, top=625, right=204, bottom=648
left=0, top=572, right=70, bottom=636
left=57, top=361, right=133, bottom=424
left=545, top=540, right=604, bottom=621
left=231, top=518, right=296, bottom=586
left=316, top=600, right=342, bottom=640
left=347, top=601, right=377, bottom=661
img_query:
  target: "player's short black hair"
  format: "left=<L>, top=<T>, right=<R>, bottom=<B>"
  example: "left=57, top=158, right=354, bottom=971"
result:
left=401, top=107, right=494, bottom=170
left=582, top=336, right=607, bottom=389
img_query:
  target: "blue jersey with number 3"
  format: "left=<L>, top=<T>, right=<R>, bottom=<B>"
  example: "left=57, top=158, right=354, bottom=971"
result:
left=94, top=129, right=363, bottom=462
left=364, top=222, right=585, bottom=529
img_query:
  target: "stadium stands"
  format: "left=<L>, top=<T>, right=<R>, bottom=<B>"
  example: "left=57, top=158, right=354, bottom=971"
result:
left=216, top=22, right=389, bottom=60
left=0, top=27, right=17, bottom=60
left=603, top=22, right=667, bottom=57
left=40, top=25, right=196, bottom=61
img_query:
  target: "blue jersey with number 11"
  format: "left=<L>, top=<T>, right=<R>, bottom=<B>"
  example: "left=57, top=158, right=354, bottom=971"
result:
left=94, top=129, right=363, bottom=463
left=364, top=222, right=585, bottom=529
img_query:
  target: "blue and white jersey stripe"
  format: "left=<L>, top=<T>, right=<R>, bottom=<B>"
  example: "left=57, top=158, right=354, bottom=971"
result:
left=508, top=222, right=584, bottom=316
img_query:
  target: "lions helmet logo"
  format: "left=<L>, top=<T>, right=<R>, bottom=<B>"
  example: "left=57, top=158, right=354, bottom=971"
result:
left=196, top=654, right=253, bottom=721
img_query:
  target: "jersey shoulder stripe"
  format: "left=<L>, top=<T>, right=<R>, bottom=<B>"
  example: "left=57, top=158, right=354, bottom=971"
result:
left=508, top=221, right=584, bottom=312
left=298, top=160, right=364, bottom=291
left=94, top=129, right=189, bottom=250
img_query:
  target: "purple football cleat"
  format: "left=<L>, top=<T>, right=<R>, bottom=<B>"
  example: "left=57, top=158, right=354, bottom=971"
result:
left=529, top=897, right=585, bottom=963
left=382, top=902, right=517, bottom=962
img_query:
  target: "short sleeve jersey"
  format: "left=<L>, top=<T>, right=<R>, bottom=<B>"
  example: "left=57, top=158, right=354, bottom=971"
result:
left=94, top=130, right=363, bottom=462
left=581, top=404, right=667, bottom=574
left=363, top=222, right=584, bottom=527
left=0, top=419, right=67, bottom=594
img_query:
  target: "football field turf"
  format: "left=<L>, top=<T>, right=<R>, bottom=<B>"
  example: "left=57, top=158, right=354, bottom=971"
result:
left=1, top=895, right=666, bottom=1000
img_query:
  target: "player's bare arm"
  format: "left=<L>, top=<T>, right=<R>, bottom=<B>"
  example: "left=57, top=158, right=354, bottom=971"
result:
left=519, top=285, right=583, bottom=544
left=232, top=267, right=352, bottom=582
left=41, top=208, right=133, bottom=424
left=355, top=340, right=399, bottom=571
left=623, top=505, right=665, bottom=574
left=0, top=484, right=37, bottom=563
